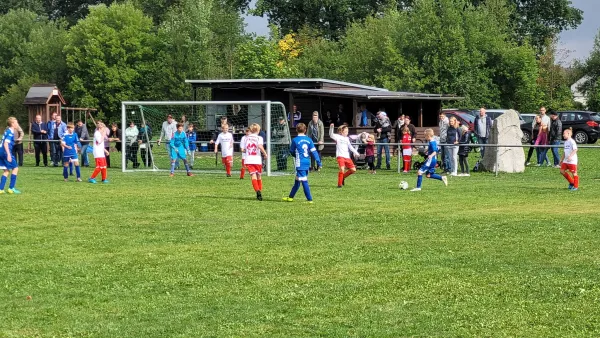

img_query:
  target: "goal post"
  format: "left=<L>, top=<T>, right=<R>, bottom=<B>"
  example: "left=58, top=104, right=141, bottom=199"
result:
left=120, top=101, right=291, bottom=176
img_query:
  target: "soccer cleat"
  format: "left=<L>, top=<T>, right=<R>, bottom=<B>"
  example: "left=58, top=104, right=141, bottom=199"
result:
left=102, top=180, right=109, bottom=184
left=282, top=197, right=294, bottom=202
left=570, top=187, right=579, bottom=191
left=256, top=191, right=263, bottom=201
left=568, top=184, right=574, bottom=190
left=226, top=174, right=232, bottom=177
left=239, top=177, right=244, bottom=180
left=7, top=188, right=21, bottom=194
left=64, top=179, right=69, bottom=182
left=410, top=188, right=422, bottom=192
left=169, top=173, right=174, bottom=177
left=337, top=185, right=343, bottom=188
left=306, top=201, right=314, bottom=204
left=0, top=190, right=4, bottom=195
left=88, top=178, right=97, bottom=184
left=187, top=172, right=194, bottom=177
left=76, top=178, right=82, bottom=182
left=442, top=176, right=448, bottom=186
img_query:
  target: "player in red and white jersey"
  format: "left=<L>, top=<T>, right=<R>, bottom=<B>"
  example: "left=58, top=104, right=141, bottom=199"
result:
left=88, top=121, right=110, bottom=184
left=239, top=127, right=250, bottom=179
left=329, top=124, right=359, bottom=188
left=560, top=128, right=579, bottom=191
left=243, top=123, right=268, bottom=200
left=214, top=124, right=234, bottom=177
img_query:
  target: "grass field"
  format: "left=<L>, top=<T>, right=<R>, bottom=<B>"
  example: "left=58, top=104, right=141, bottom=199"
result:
left=2, top=148, right=600, bottom=337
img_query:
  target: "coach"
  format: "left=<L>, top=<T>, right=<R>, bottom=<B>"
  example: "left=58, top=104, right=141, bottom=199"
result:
left=31, top=115, right=49, bottom=166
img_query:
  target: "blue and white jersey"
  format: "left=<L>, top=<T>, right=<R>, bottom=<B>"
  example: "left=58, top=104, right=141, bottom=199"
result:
left=290, top=135, right=320, bottom=170
left=62, top=133, right=81, bottom=157
left=0, top=128, right=15, bottom=156
left=186, top=130, right=197, bottom=151
left=427, top=140, right=439, bottom=156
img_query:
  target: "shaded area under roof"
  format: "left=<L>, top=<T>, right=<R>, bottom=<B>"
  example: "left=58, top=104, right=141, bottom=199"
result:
left=24, top=84, right=66, bottom=105
left=186, top=78, right=388, bottom=92
left=284, top=88, right=464, bottom=101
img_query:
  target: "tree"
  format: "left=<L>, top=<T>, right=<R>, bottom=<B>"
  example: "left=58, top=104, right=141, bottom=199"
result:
left=42, top=0, right=115, bottom=25
left=65, top=3, right=156, bottom=117
left=537, top=37, right=575, bottom=110
left=0, top=0, right=44, bottom=15
left=0, top=75, right=42, bottom=124
left=579, top=31, right=600, bottom=112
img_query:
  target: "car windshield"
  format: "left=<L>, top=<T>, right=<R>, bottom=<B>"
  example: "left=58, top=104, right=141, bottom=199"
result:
left=590, top=113, right=600, bottom=122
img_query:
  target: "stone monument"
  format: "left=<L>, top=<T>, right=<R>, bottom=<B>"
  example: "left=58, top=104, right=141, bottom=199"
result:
left=481, top=110, right=525, bottom=173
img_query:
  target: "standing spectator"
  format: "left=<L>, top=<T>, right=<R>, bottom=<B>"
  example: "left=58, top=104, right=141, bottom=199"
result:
left=74, top=120, right=90, bottom=167
left=336, top=104, right=345, bottom=126
left=324, top=110, right=334, bottom=126
left=392, top=114, right=405, bottom=144
left=52, top=115, right=67, bottom=167
left=538, top=106, right=551, bottom=130
left=438, top=112, right=449, bottom=173
left=374, top=111, right=392, bottom=170
left=291, top=105, right=301, bottom=127
left=536, top=123, right=550, bottom=166
left=359, top=104, right=370, bottom=127
left=47, top=112, right=58, bottom=166
left=108, top=123, right=122, bottom=168
left=31, top=114, right=48, bottom=166
left=457, top=125, right=471, bottom=176
left=125, top=121, right=139, bottom=168
left=272, top=116, right=290, bottom=170
left=13, top=123, right=24, bottom=167
left=403, top=116, right=417, bottom=141
left=525, top=115, right=541, bottom=166
left=180, top=115, right=189, bottom=131
left=446, top=116, right=460, bottom=176
left=474, top=108, right=492, bottom=158
left=137, top=121, right=153, bottom=168
left=306, top=111, right=324, bottom=171
left=102, top=122, right=111, bottom=168
left=365, top=134, right=376, bottom=174
left=158, top=114, right=178, bottom=168
left=549, top=111, right=563, bottom=168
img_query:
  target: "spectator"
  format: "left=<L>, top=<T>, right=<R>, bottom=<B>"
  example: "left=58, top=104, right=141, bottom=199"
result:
left=307, top=111, right=324, bottom=171
left=158, top=114, right=178, bottom=168
left=46, top=112, right=58, bottom=166
left=109, top=123, right=122, bottom=152
left=374, top=111, right=392, bottom=170
left=403, top=116, right=417, bottom=144
left=324, top=110, right=334, bottom=126
left=137, top=121, right=153, bottom=167
left=31, top=114, right=48, bottom=166
left=290, top=105, right=301, bottom=127
left=446, top=116, right=460, bottom=176
left=549, top=111, right=563, bottom=168
left=392, top=114, right=405, bottom=144
left=538, top=106, right=551, bottom=130
left=272, top=116, right=290, bottom=170
left=125, top=121, right=139, bottom=168
left=536, top=123, right=550, bottom=166
left=12, top=123, right=24, bottom=167
left=438, top=112, right=449, bottom=173
left=102, top=121, right=111, bottom=167
left=366, top=134, right=376, bottom=174
left=51, top=115, right=67, bottom=167
left=474, top=108, right=492, bottom=158
left=457, top=125, right=471, bottom=176
left=359, top=104, right=369, bottom=127
left=336, top=104, right=344, bottom=126
left=525, top=115, right=541, bottom=166
left=180, top=115, right=189, bottom=131
left=74, top=120, right=90, bottom=167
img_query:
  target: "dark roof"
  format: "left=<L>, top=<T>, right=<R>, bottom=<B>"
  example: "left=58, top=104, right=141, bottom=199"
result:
left=284, top=88, right=464, bottom=101
left=24, top=84, right=66, bottom=105
left=185, top=78, right=387, bottom=91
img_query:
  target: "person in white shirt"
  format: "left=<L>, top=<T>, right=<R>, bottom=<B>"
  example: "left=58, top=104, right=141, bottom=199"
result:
left=329, top=123, right=359, bottom=188
left=243, top=123, right=268, bottom=201
left=560, top=128, right=579, bottom=191
left=88, top=121, right=110, bottom=184
left=214, top=124, right=234, bottom=177
left=157, top=114, right=178, bottom=167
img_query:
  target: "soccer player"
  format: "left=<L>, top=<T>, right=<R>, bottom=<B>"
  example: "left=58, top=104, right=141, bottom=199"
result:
left=560, top=128, right=579, bottom=191
left=170, top=123, right=194, bottom=177
left=61, top=123, right=82, bottom=182
left=411, top=129, right=448, bottom=191
left=329, top=123, right=359, bottom=188
left=244, top=123, right=268, bottom=201
left=186, top=123, right=197, bottom=170
left=283, top=123, right=322, bottom=203
left=401, top=126, right=413, bottom=173
left=239, top=127, right=250, bottom=179
left=0, top=117, right=21, bottom=194
left=214, top=123, right=234, bottom=177
left=89, top=121, right=110, bottom=184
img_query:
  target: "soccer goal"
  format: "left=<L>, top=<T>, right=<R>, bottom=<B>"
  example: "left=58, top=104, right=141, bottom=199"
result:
left=120, top=101, right=292, bottom=176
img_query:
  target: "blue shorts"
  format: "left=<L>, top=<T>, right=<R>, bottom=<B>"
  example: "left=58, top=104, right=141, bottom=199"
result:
left=63, top=155, right=79, bottom=163
left=419, top=157, right=437, bottom=175
left=0, top=153, right=17, bottom=170
left=296, top=169, right=308, bottom=181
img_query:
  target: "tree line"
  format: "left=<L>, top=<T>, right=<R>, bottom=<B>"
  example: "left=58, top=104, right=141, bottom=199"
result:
left=0, top=0, right=596, bottom=124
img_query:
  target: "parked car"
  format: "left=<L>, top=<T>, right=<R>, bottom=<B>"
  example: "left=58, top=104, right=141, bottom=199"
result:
left=521, top=113, right=536, bottom=125
left=443, top=110, right=475, bottom=131
left=520, top=111, right=600, bottom=144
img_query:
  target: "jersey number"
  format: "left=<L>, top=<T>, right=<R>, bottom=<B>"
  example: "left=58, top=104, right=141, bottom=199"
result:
left=302, top=144, right=309, bottom=158
left=247, top=143, right=258, bottom=156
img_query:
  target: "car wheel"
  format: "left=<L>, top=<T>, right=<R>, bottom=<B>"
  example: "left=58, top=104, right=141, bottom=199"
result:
left=574, top=130, right=588, bottom=144
left=588, top=138, right=598, bottom=144
left=521, top=130, right=531, bottom=144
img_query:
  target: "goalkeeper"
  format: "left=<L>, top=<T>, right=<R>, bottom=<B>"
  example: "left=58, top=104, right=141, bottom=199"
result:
left=169, top=123, right=194, bottom=177
left=282, top=123, right=321, bottom=203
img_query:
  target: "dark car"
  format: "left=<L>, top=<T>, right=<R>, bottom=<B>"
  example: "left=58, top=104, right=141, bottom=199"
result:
left=520, top=111, right=600, bottom=144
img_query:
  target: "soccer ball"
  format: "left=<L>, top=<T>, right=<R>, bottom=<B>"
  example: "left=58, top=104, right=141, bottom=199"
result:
left=399, top=181, right=409, bottom=190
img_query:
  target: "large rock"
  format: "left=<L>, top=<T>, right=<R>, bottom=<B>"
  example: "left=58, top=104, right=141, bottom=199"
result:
left=481, top=110, right=525, bottom=173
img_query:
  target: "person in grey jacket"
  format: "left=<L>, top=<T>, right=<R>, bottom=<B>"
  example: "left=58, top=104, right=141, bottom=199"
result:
left=75, top=120, right=90, bottom=167
left=307, top=111, right=324, bottom=171
left=474, top=108, right=492, bottom=158
left=549, top=111, right=563, bottom=167
left=438, top=112, right=449, bottom=172
left=272, top=116, right=291, bottom=170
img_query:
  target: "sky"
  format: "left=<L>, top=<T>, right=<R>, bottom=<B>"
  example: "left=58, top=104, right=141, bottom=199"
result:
left=243, top=0, right=600, bottom=65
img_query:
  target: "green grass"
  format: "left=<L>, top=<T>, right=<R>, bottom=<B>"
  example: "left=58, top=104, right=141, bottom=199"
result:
left=2, top=149, right=600, bottom=337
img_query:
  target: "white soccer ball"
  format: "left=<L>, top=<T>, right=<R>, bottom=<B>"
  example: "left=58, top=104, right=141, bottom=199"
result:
left=399, top=181, right=409, bottom=190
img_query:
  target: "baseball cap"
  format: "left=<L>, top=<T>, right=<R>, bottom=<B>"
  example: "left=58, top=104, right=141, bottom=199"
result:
left=550, top=111, right=558, bottom=116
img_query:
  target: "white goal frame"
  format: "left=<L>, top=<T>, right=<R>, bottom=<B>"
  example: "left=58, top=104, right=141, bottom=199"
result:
left=120, top=100, right=288, bottom=176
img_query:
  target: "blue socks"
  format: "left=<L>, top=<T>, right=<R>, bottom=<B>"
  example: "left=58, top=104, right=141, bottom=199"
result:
left=183, top=160, right=190, bottom=172
left=416, top=175, right=423, bottom=188
left=430, top=174, right=442, bottom=181
left=302, top=180, right=312, bottom=201
left=289, top=180, right=300, bottom=198
left=9, top=174, right=17, bottom=189
left=63, top=167, right=69, bottom=179
left=0, top=175, right=6, bottom=190
left=75, top=166, right=81, bottom=179
left=170, top=162, right=176, bottom=173
left=69, top=162, right=73, bottom=175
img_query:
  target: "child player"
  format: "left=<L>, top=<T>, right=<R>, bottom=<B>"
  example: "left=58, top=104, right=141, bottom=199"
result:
left=61, top=122, right=82, bottom=182
left=560, top=128, right=579, bottom=191
left=214, top=123, right=234, bottom=177
left=170, top=123, right=194, bottom=177
left=239, top=127, right=250, bottom=179
left=88, top=121, right=110, bottom=184
left=243, top=123, right=268, bottom=201
left=401, top=126, right=412, bottom=173
left=186, top=123, right=197, bottom=170
left=329, top=123, right=360, bottom=188
left=0, top=117, right=21, bottom=194
left=283, top=123, right=322, bottom=203
left=410, top=129, right=448, bottom=191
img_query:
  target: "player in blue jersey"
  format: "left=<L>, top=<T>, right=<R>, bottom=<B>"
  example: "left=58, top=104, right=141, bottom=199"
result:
left=411, top=129, right=448, bottom=192
left=283, top=123, right=322, bottom=203
left=186, top=123, right=197, bottom=170
left=61, top=122, right=83, bottom=182
left=0, top=117, right=21, bottom=194
left=169, top=123, right=193, bottom=177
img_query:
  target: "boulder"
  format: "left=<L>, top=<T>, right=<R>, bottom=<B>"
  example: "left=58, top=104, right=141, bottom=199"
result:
left=481, top=110, right=525, bottom=173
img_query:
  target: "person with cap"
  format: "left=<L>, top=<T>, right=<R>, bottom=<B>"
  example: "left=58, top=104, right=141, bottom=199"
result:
left=549, top=110, right=563, bottom=168
left=307, top=111, right=324, bottom=171
left=374, top=110, right=392, bottom=170
left=158, top=114, right=178, bottom=168
left=272, top=116, right=290, bottom=170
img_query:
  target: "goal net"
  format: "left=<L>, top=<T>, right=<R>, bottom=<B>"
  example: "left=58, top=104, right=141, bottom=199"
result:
left=120, top=101, right=292, bottom=176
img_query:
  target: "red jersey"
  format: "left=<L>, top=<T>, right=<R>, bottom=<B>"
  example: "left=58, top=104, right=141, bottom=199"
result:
left=402, top=134, right=412, bottom=150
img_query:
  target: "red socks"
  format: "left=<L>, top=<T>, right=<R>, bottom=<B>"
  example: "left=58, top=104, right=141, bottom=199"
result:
left=101, top=168, right=107, bottom=181
left=252, top=179, right=259, bottom=192
left=258, top=179, right=263, bottom=191
left=91, top=168, right=101, bottom=179
left=562, top=171, right=574, bottom=184
left=574, top=175, right=579, bottom=188
left=225, top=162, right=231, bottom=175
left=240, top=160, right=245, bottom=179
left=337, top=172, right=344, bottom=186
left=343, top=170, right=353, bottom=179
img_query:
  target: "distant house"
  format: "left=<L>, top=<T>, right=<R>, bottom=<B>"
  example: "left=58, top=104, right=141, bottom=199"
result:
left=571, top=76, right=589, bottom=107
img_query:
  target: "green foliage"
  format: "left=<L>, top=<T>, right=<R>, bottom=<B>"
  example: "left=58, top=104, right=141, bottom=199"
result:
left=236, top=36, right=281, bottom=79
left=0, top=0, right=44, bottom=15
left=537, top=38, right=576, bottom=111
left=0, top=74, right=41, bottom=123
left=65, top=3, right=156, bottom=118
